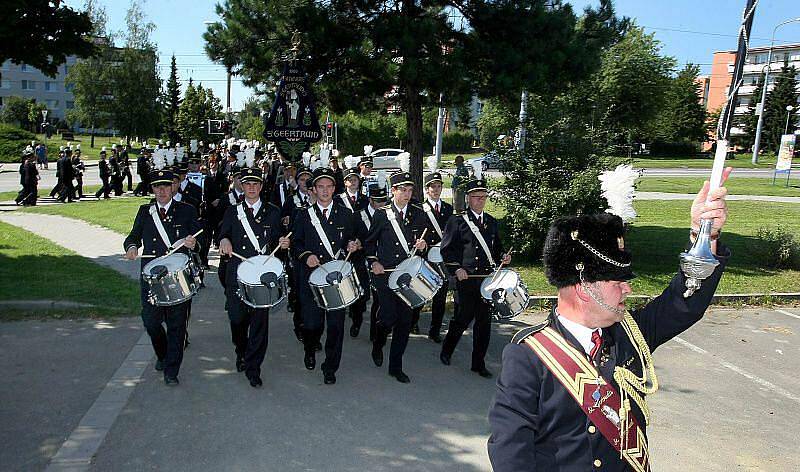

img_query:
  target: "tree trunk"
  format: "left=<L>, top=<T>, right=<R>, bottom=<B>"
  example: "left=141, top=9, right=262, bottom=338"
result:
left=403, top=89, right=424, bottom=200
left=90, top=125, right=95, bottom=148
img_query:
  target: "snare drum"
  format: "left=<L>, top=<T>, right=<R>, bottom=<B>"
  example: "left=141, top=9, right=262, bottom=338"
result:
left=388, top=256, right=444, bottom=308
left=236, top=255, right=288, bottom=308
left=427, top=243, right=444, bottom=273
left=143, top=253, right=200, bottom=306
left=309, top=260, right=363, bottom=311
left=480, top=269, right=529, bottom=320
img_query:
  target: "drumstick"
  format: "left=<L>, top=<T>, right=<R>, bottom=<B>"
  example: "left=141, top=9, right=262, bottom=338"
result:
left=165, top=229, right=204, bottom=257
left=268, top=232, right=292, bottom=257
left=408, top=228, right=429, bottom=258
left=488, top=246, right=514, bottom=284
left=229, top=251, right=248, bottom=262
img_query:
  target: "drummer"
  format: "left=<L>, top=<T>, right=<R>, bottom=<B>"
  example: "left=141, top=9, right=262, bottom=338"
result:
left=282, top=166, right=314, bottom=343
left=291, top=168, right=359, bottom=385
left=123, top=166, right=203, bottom=386
left=352, top=186, right=388, bottom=341
left=439, top=178, right=510, bottom=378
left=218, top=166, right=290, bottom=388
left=364, top=172, right=431, bottom=383
left=336, top=167, right=368, bottom=213
left=417, top=171, right=454, bottom=343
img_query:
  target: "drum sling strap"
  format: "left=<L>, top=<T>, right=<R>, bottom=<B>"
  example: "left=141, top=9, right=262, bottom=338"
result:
left=228, top=192, right=237, bottom=206
left=386, top=208, right=411, bottom=255
left=339, top=193, right=353, bottom=211
left=463, top=214, right=495, bottom=267
left=523, top=327, right=651, bottom=472
left=422, top=202, right=443, bottom=238
left=237, top=204, right=264, bottom=254
left=360, top=210, right=371, bottom=231
left=307, top=206, right=337, bottom=259
left=149, top=204, right=174, bottom=250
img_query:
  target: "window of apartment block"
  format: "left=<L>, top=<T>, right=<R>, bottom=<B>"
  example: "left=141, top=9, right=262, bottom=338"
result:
left=0, top=79, right=9, bottom=89
left=44, top=81, right=56, bottom=92
left=65, top=83, right=74, bottom=93
left=21, top=80, right=36, bottom=90
left=45, top=99, right=59, bottom=109
left=20, top=64, right=28, bottom=71
left=66, top=101, right=75, bottom=109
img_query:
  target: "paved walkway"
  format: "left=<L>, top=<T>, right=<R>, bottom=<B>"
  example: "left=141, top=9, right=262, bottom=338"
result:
left=2, top=213, right=799, bottom=471
left=635, top=191, right=800, bottom=203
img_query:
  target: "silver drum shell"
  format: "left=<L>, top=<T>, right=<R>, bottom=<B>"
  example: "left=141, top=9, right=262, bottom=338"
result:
left=309, top=261, right=364, bottom=311
left=236, top=255, right=288, bottom=309
left=143, top=253, right=199, bottom=306
left=480, top=269, right=530, bottom=320
left=388, top=256, right=444, bottom=308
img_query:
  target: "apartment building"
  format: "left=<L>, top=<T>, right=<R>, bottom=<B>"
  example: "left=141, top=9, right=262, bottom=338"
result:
left=0, top=57, right=80, bottom=122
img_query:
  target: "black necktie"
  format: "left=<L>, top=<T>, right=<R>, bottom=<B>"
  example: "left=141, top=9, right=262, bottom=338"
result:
left=477, top=215, right=483, bottom=227
left=159, top=207, right=167, bottom=220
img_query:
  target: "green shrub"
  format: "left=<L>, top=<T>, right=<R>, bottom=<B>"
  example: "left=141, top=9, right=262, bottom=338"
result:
left=752, top=226, right=800, bottom=269
left=0, top=124, right=37, bottom=163
left=442, top=130, right=474, bottom=153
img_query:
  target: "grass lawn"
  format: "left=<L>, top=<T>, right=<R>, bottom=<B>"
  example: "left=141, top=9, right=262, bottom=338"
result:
left=513, top=200, right=800, bottom=296
left=0, top=184, right=104, bottom=203
left=21, top=195, right=800, bottom=297
left=636, top=177, right=800, bottom=197
left=0, top=221, right=140, bottom=320
left=24, top=196, right=148, bottom=234
left=35, top=133, right=130, bottom=162
left=633, top=154, right=778, bottom=169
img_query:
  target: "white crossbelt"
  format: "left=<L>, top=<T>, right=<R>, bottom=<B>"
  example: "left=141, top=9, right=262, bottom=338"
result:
left=422, top=202, right=443, bottom=238
left=237, top=204, right=264, bottom=254
left=463, top=214, right=495, bottom=267
left=339, top=193, right=353, bottom=211
left=360, top=209, right=371, bottom=231
left=386, top=208, right=411, bottom=255
left=228, top=192, right=236, bottom=205
left=149, top=204, right=174, bottom=250
left=307, top=206, right=337, bottom=259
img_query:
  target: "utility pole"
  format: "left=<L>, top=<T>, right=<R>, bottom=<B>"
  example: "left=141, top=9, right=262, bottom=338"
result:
left=434, top=93, right=445, bottom=166
left=517, top=90, right=528, bottom=151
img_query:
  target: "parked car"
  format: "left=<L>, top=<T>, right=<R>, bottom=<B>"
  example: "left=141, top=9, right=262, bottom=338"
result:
left=369, top=148, right=406, bottom=170
left=467, top=151, right=504, bottom=172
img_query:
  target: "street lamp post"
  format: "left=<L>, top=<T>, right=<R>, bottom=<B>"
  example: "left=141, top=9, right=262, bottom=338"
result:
left=786, top=105, right=795, bottom=135
left=751, top=17, right=800, bottom=164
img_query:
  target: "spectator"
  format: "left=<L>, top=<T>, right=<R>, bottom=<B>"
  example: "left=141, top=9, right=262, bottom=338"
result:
left=451, top=154, right=469, bottom=213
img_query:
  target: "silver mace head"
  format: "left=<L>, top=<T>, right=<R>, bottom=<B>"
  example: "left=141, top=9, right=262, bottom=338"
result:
left=679, top=219, right=719, bottom=298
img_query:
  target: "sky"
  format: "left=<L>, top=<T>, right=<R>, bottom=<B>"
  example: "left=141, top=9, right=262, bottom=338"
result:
left=64, top=0, right=799, bottom=112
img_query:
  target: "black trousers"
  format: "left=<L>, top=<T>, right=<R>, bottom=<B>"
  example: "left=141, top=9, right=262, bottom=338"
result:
left=372, top=274, right=412, bottom=374
left=287, top=263, right=303, bottom=334
left=368, top=287, right=380, bottom=341
left=299, top=271, right=346, bottom=374
left=140, top=283, right=190, bottom=379
left=428, top=279, right=449, bottom=337
left=59, top=180, right=75, bottom=202
left=112, top=175, right=123, bottom=195
left=75, top=176, right=84, bottom=197
left=348, top=264, right=370, bottom=328
left=441, top=278, right=491, bottom=370
left=95, top=177, right=111, bottom=198
left=49, top=178, right=62, bottom=197
left=123, top=167, right=133, bottom=191
left=228, top=302, right=270, bottom=377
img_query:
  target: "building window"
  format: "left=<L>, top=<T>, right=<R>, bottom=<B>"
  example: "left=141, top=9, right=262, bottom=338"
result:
left=45, top=81, right=56, bottom=92
left=65, top=83, right=74, bottom=93
left=20, top=64, right=28, bottom=71
left=45, top=99, right=59, bottom=109
left=0, top=96, right=3, bottom=107
left=21, top=80, right=36, bottom=90
left=0, top=79, right=9, bottom=89
left=66, top=101, right=75, bottom=109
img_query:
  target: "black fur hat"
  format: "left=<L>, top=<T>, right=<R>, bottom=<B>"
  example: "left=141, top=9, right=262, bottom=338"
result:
left=543, top=212, right=634, bottom=288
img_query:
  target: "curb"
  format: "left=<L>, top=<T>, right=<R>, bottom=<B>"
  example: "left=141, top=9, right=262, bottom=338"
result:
left=527, top=293, right=800, bottom=305
left=0, top=300, right=95, bottom=309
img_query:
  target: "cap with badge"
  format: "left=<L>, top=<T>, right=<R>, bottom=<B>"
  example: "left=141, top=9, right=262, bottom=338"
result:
left=368, top=185, right=388, bottom=201
left=424, top=172, right=443, bottom=187
left=240, top=167, right=263, bottom=183
left=344, top=167, right=361, bottom=180
left=311, top=167, right=337, bottom=185
left=464, top=178, right=488, bottom=193
left=389, top=171, right=414, bottom=187
left=296, top=166, right=313, bottom=179
left=358, top=156, right=373, bottom=168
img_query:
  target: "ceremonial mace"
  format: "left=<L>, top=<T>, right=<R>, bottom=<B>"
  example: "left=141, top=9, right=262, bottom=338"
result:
left=680, top=0, right=757, bottom=298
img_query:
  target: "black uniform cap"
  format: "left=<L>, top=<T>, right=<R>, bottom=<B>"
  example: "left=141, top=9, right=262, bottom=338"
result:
left=465, top=179, right=488, bottom=193
left=368, top=186, right=388, bottom=200
left=424, top=172, right=443, bottom=187
left=311, top=167, right=337, bottom=186
left=344, top=167, right=361, bottom=180
left=389, top=172, right=414, bottom=187
left=543, top=212, right=634, bottom=288
left=149, top=169, right=175, bottom=186
left=240, top=167, right=263, bottom=183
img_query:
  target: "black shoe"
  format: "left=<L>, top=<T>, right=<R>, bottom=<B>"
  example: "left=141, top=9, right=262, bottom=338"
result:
left=350, top=324, right=361, bottom=338
left=390, top=371, right=411, bottom=383
left=323, top=372, right=336, bottom=385
left=371, top=345, right=383, bottom=367
left=248, top=374, right=263, bottom=388
left=155, top=359, right=165, bottom=371
left=471, top=366, right=493, bottom=378
left=294, top=329, right=304, bottom=343
left=440, top=352, right=451, bottom=366
left=314, top=341, right=322, bottom=352
left=428, top=333, right=442, bottom=343
left=411, top=324, right=420, bottom=335
left=236, top=357, right=246, bottom=372
left=164, top=376, right=179, bottom=386
left=304, top=352, right=316, bottom=370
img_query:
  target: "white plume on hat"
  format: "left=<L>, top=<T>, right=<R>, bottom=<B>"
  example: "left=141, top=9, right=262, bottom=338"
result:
left=190, top=139, right=198, bottom=153
left=319, top=148, right=330, bottom=168
left=376, top=170, right=388, bottom=189
left=363, top=145, right=373, bottom=156
left=165, top=148, right=176, bottom=166
left=100, top=146, right=106, bottom=152
left=331, top=149, right=340, bottom=158
left=426, top=154, right=438, bottom=172
left=236, top=151, right=246, bottom=167
left=398, top=152, right=410, bottom=173
left=309, top=159, right=322, bottom=171
left=60, top=146, right=65, bottom=151
left=175, top=145, right=185, bottom=162
left=344, top=155, right=359, bottom=169
left=470, top=159, right=482, bottom=180
left=75, top=144, right=81, bottom=150
left=153, top=149, right=167, bottom=170
left=599, top=164, right=639, bottom=224
left=302, top=151, right=312, bottom=167
left=244, top=147, right=256, bottom=168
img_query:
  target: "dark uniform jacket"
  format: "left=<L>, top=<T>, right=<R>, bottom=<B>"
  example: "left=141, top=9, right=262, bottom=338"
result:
left=176, top=180, right=203, bottom=210
left=60, top=156, right=74, bottom=181
left=487, top=246, right=730, bottom=472
left=23, top=161, right=38, bottom=187
left=109, top=155, right=121, bottom=177
left=216, top=189, right=245, bottom=228
left=291, top=202, right=357, bottom=267
left=137, top=155, right=149, bottom=177
left=335, top=191, right=368, bottom=214
left=99, top=159, right=110, bottom=179
left=441, top=210, right=503, bottom=276
left=217, top=199, right=283, bottom=288
left=364, top=202, right=432, bottom=269
left=123, top=200, right=203, bottom=272
left=421, top=198, right=453, bottom=246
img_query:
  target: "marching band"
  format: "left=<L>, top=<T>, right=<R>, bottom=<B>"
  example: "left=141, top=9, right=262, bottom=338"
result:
left=121, top=138, right=521, bottom=388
